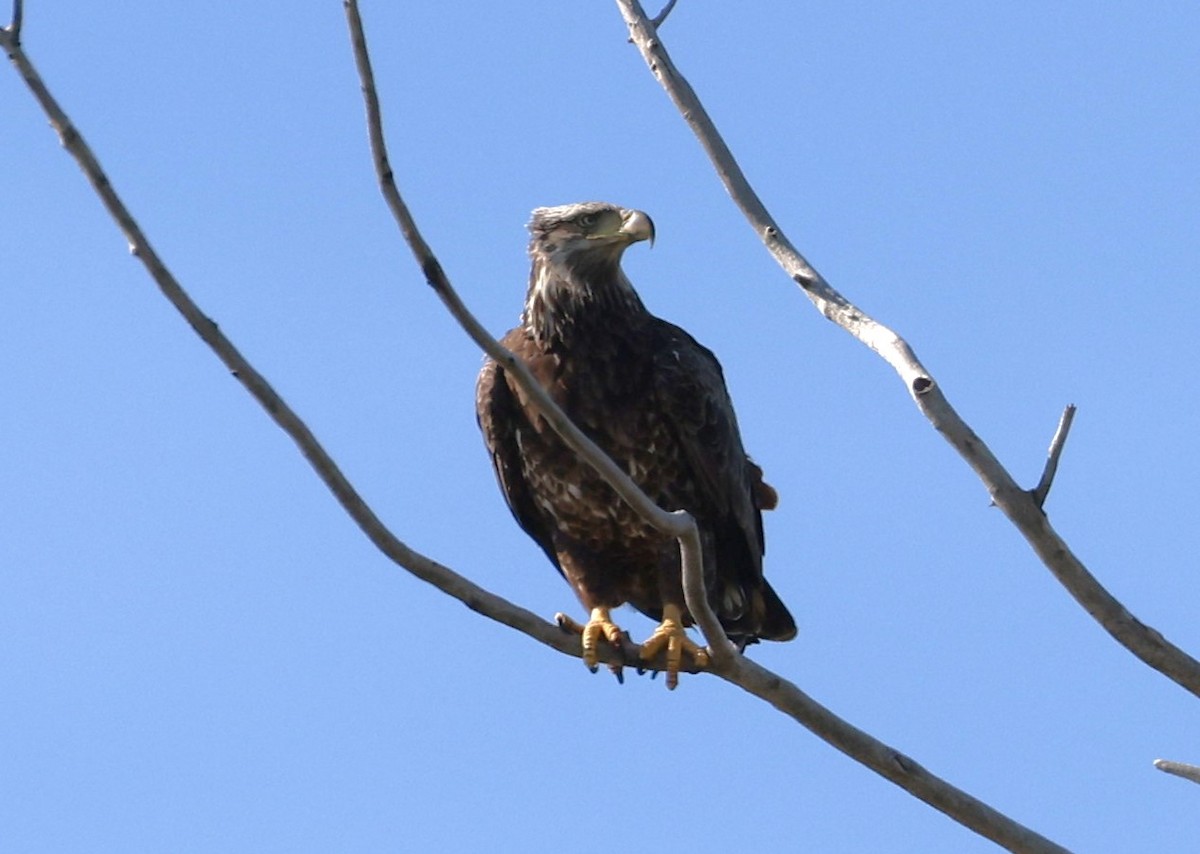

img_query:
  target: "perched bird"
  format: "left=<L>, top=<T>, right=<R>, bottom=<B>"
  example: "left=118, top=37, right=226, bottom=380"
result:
left=475, top=202, right=795, bottom=687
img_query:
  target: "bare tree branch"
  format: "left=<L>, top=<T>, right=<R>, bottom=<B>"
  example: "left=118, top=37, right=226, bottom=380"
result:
left=1031, top=405, right=1077, bottom=507
left=727, top=658, right=1070, bottom=853
left=1154, top=759, right=1200, bottom=786
left=343, top=2, right=1070, bottom=851
left=614, top=0, right=1200, bottom=702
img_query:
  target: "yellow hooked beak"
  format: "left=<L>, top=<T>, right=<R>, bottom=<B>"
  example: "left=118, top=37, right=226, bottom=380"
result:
left=619, top=209, right=656, bottom=247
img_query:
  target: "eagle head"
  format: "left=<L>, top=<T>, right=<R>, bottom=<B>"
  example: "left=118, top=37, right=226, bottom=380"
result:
left=529, top=201, right=655, bottom=259
left=523, top=202, right=655, bottom=342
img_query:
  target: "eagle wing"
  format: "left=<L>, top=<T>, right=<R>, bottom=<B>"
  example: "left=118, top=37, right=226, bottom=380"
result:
left=650, top=320, right=796, bottom=641
left=474, top=335, right=562, bottom=575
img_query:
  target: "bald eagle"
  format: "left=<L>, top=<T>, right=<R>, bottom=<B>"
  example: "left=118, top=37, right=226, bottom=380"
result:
left=476, top=202, right=795, bottom=687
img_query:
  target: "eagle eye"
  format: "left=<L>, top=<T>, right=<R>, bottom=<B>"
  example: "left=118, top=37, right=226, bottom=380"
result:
left=576, top=212, right=600, bottom=230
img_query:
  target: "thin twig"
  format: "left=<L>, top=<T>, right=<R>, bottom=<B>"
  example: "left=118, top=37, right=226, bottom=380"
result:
left=650, top=0, right=677, bottom=29
left=1031, top=405, right=1077, bottom=507
left=1, top=0, right=22, bottom=48
left=615, top=0, right=1200, bottom=703
left=1153, top=759, right=1200, bottom=785
left=343, top=0, right=736, bottom=671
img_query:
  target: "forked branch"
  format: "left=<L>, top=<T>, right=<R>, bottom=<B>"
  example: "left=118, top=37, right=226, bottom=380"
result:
left=615, top=0, right=1200, bottom=702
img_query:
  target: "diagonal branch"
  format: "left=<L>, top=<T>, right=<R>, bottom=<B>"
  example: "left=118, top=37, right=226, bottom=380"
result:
left=614, top=0, right=1200, bottom=702
left=725, top=658, right=1069, bottom=853
left=1154, top=759, right=1200, bottom=786
left=344, top=2, right=1068, bottom=851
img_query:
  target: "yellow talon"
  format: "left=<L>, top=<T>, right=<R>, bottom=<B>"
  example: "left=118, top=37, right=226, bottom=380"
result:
left=556, top=607, right=626, bottom=672
left=639, top=603, right=710, bottom=690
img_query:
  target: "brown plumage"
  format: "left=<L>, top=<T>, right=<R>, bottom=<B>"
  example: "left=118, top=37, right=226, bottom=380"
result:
left=476, top=202, right=795, bottom=685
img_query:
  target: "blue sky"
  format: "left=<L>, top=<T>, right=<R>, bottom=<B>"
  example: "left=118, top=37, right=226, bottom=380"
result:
left=4, top=2, right=1198, bottom=851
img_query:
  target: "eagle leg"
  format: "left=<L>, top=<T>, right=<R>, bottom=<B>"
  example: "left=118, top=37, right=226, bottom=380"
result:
left=555, top=607, right=627, bottom=678
left=638, top=603, right=710, bottom=690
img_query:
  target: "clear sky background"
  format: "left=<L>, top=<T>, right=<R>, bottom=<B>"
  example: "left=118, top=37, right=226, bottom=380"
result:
left=4, top=2, right=1198, bottom=851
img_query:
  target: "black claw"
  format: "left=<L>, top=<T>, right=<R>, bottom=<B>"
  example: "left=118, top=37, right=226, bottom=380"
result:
left=610, top=666, right=625, bottom=685
left=587, top=663, right=598, bottom=674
